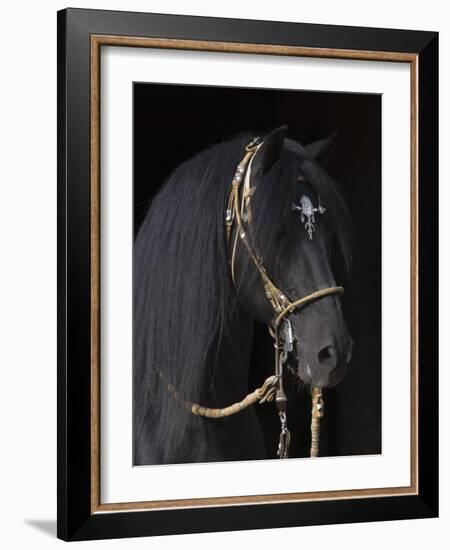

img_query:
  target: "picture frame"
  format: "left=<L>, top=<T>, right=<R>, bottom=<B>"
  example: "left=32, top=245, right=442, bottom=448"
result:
left=57, top=7, right=438, bottom=541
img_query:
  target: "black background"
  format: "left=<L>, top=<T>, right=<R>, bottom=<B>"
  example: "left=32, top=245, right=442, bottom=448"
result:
left=133, top=82, right=381, bottom=459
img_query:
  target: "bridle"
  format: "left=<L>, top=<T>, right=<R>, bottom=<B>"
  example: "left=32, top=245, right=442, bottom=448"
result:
left=163, top=137, right=344, bottom=459
left=223, top=136, right=344, bottom=458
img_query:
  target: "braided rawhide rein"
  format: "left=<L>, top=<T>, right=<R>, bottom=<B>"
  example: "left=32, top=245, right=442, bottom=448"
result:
left=191, top=375, right=277, bottom=418
left=157, top=370, right=278, bottom=416
left=310, top=386, right=324, bottom=457
left=161, top=370, right=325, bottom=457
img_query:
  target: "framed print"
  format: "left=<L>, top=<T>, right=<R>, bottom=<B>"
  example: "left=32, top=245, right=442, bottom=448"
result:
left=57, top=8, right=438, bottom=541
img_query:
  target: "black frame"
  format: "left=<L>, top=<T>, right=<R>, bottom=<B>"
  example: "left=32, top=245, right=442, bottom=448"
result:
left=57, top=8, right=438, bottom=541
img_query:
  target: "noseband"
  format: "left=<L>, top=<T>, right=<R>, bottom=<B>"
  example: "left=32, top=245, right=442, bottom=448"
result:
left=169, top=137, right=344, bottom=459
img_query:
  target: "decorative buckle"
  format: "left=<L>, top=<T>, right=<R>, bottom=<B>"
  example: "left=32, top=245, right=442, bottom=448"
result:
left=292, top=195, right=326, bottom=240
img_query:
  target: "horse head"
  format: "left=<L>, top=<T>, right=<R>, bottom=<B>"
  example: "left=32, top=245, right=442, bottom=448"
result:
left=230, top=126, right=353, bottom=389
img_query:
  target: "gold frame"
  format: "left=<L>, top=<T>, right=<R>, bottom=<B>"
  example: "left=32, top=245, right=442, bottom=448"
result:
left=90, top=35, right=419, bottom=514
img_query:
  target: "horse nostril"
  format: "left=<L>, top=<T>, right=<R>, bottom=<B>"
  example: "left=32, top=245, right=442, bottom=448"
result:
left=317, top=346, right=337, bottom=369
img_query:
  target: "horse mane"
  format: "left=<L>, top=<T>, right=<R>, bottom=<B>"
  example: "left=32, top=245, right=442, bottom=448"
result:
left=133, top=132, right=352, bottom=464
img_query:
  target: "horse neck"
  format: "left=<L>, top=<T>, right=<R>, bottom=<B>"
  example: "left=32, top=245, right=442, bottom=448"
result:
left=204, top=309, right=254, bottom=406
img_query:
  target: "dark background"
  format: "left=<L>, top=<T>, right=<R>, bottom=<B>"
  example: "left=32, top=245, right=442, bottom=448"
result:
left=133, top=82, right=381, bottom=458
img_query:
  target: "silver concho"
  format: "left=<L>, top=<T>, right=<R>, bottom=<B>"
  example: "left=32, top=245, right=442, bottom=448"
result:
left=292, top=195, right=326, bottom=240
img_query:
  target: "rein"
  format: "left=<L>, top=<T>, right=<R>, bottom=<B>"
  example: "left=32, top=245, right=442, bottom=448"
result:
left=166, top=137, right=343, bottom=459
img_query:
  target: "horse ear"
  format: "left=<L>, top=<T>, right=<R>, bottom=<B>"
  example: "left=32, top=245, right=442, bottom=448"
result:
left=305, top=131, right=338, bottom=166
left=253, top=125, right=288, bottom=175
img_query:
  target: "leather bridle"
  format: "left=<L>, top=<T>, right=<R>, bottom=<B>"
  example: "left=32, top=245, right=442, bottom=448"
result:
left=223, top=137, right=344, bottom=458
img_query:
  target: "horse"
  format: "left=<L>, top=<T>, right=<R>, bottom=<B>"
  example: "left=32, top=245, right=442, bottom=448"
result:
left=133, top=125, right=353, bottom=465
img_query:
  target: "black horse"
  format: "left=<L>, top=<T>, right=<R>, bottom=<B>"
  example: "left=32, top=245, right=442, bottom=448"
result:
left=133, top=125, right=353, bottom=465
